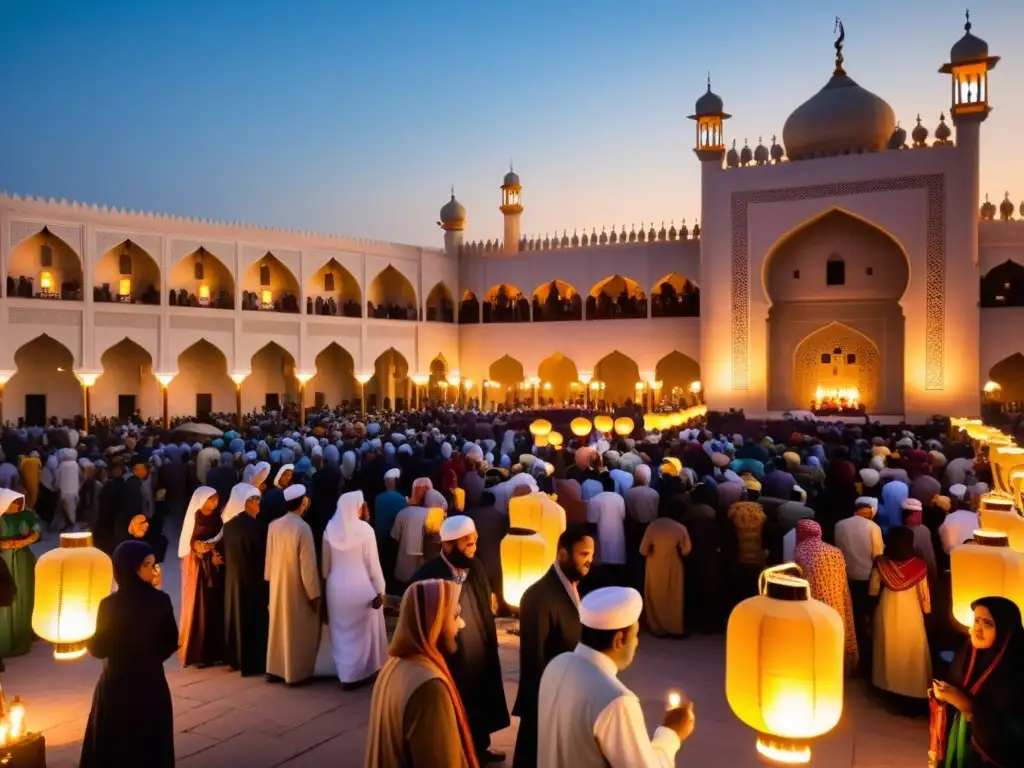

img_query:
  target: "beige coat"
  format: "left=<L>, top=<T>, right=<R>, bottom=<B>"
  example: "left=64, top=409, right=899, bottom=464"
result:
left=639, top=517, right=692, bottom=636
left=265, top=512, right=322, bottom=683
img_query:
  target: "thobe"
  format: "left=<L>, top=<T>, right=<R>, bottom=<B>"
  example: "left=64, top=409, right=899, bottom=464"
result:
left=258, top=487, right=287, bottom=526
left=512, top=564, right=581, bottom=768
left=640, top=517, right=692, bottom=636
left=869, top=564, right=932, bottom=697
left=391, top=505, right=428, bottom=584
left=463, top=469, right=485, bottom=509
left=94, top=476, right=125, bottom=555
left=623, top=484, right=659, bottom=592
left=410, top=555, right=510, bottom=751
left=588, top=492, right=627, bottom=565
left=223, top=513, right=269, bottom=676
left=538, top=644, right=680, bottom=767
left=265, top=512, right=321, bottom=684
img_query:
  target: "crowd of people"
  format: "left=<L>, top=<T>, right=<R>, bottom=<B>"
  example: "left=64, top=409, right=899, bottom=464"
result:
left=0, top=405, right=1022, bottom=767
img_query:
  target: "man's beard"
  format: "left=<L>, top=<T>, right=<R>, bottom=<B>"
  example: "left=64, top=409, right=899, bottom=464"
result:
left=560, top=559, right=586, bottom=583
left=447, top=547, right=474, bottom=569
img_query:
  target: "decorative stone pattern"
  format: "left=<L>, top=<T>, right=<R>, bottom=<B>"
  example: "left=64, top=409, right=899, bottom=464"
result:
left=8, top=307, right=81, bottom=326
left=794, top=324, right=880, bottom=411
left=169, top=314, right=233, bottom=332
left=9, top=220, right=83, bottom=255
left=94, top=311, right=160, bottom=329
left=242, top=319, right=299, bottom=335
left=95, top=231, right=163, bottom=263
left=731, top=173, right=945, bottom=390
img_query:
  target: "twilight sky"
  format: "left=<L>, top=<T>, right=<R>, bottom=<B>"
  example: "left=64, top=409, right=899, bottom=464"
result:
left=1, top=0, right=1021, bottom=248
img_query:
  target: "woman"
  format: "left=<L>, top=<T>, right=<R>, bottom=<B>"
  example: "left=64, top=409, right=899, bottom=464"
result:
left=869, top=525, right=932, bottom=705
left=80, top=540, right=179, bottom=768
left=323, top=490, right=388, bottom=688
left=0, top=488, right=39, bottom=658
left=177, top=486, right=225, bottom=666
left=639, top=507, right=692, bottom=637
left=931, top=596, right=1024, bottom=767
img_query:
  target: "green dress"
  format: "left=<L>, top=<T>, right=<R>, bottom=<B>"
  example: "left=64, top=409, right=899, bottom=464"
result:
left=0, top=508, right=39, bottom=657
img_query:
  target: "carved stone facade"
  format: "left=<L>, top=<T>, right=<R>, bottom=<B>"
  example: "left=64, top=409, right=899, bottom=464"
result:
left=793, top=323, right=881, bottom=411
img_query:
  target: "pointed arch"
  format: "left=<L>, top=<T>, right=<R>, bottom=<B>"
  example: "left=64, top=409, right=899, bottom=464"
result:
left=172, top=338, right=234, bottom=417
left=307, top=258, right=362, bottom=317
left=6, top=227, right=84, bottom=300
left=533, top=280, right=582, bottom=322
left=245, top=342, right=298, bottom=412
left=370, top=347, right=411, bottom=410
left=989, top=353, right=1024, bottom=402
left=538, top=352, right=580, bottom=404
left=169, top=247, right=235, bottom=309
left=426, top=281, right=455, bottom=323
left=654, top=351, right=701, bottom=404
left=488, top=355, right=524, bottom=406
left=483, top=283, right=530, bottom=323
left=309, top=342, right=356, bottom=408
left=459, top=290, right=480, bottom=324
left=651, top=273, right=700, bottom=317
left=94, top=337, right=160, bottom=420
left=594, top=350, right=641, bottom=405
left=94, top=239, right=161, bottom=305
left=587, top=275, right=646, bottom=320
left=981, top=260, right=1024, bottom=307
left=241, top=251, right=300, bottom=313
left=368, top=265, right=417, bottom=320
left=6, top=334, right=80, bottom=424
left=792, top=321, right=881, bottom=412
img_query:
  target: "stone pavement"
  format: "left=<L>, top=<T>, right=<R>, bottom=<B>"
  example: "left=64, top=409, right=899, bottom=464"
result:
left=6, top=531, right=927, bottom=766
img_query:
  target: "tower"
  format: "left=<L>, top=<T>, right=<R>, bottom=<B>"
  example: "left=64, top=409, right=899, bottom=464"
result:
left=688, top=75, right=730, bottom=164
left=438, top=187, right=466, bottom=258
left=499, top=164, right=523, bottom=255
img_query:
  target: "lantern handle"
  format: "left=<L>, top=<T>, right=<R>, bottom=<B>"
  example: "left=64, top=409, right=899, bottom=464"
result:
left=758, top=563, right=804, bottom=597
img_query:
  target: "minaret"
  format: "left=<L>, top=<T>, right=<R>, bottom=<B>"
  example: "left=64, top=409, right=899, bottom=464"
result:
left=688, top=74, right=730, bottom=165
left=499, top=163, right=523, bottom=255
left=438, top=187, right=466, bottom=258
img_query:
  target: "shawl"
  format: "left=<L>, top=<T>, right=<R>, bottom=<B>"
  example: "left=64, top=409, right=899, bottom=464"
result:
left=178, top=486, right=218, bottom=558
left=323, top=490, right=366, bottom=552
left=875, top=555, right=928, bottom=592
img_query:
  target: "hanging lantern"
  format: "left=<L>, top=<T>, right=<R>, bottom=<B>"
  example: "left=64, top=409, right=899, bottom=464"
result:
left=509, top=492, right=567, bottom=563
left=534, top=433, right=549, bottom=448
left=613, top=417, right=634, bottom=436
left=548, top=431, right=564, bottom=448
left=990, top=446, right=1024, bottom=495
left=570, top=417, right=592, bottom=437
left=500, top=526, right=549, bottom=608
left=594, top=414, right=613, bottom=433
left=529, top=419, right=552, bottom=437
left=950, top=530, right=1024, bottom=627
left=32, top=532, right=113, bottom=660
left=726, top=564, right=844, bottom=764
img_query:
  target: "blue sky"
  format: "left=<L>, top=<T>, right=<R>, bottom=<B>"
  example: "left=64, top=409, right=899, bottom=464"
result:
left=2, top=0, right=1021, bottom=247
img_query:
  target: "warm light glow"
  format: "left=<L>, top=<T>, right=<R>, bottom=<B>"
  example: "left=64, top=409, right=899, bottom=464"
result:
left=594, top=415, right=614, bottom=433
left=500, top=527, right=549, bottom=608
left=509, top=493, right=566, bottom=566
left=261, top=288, right=272, bottom=306
left=530, top=419, right=553, bottom=437
left=571, top=417, right=592, bottom=437
left=295, top=372, right=315, bottom=385
left=355, top=373, right=373, bottom=385
left=812, top=386, right=859, bottom=410
left=756, top=737, right=811, bottom=764
left=40, top=271, right=53, bottom=291
left=230, top=372, right=248, bottom=386
left=689, top=380, right=703, bottom=393
left=613, top=417, right=634, bottom=436
left=984, top=380, right=1002, bottom=393
left=667, top=691, right=681, bottom=709
left=9, top=698, right=25, bottom=741
left=198, top=284, right=211, bottom=300
left=635, top=381, right=645, bottom=391
left=950, top=530, right=1024, bottom=626
left=118, top=277, right=131, bottom=296
left=155, top=372, right=175, bottom=388
left=0, top=373, right=10, bottom=386
left=548, top=431, right=564, bottom=448
left=543, top=382, right=551, bottom=390
left=578, top=371, right=594, bottom=385
left=447, top=373, right=461, bottom=387
left=463, top=378, right=473, bottom=391
left=412, top=374, right=430, bottom=386
left=76, top=372, right=99, bottom=388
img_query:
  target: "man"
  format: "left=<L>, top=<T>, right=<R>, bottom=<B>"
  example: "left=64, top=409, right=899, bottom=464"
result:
left=374, top=468, right=407, bottom=591
left=513, top=526, right=594, bottom=768
left=206, top=457, right=238, bottom=513
left=939, top=483, right=978, bottom=553
left=623, top=465, right=658, bottom=591
left=258, top=463, right=293, bottom=526
left=538, top=586, right=695, bottom=767
left=223, top=484, right=269, bottom=676
left=466, top=490, right=509, bottom=611
left=411, top=515, right=509, bottom=763
left=265, top=484, right=321, bottom=684
left=364, top=579, right=478, bottom=767
left=834, top=496, right=883, bottom=676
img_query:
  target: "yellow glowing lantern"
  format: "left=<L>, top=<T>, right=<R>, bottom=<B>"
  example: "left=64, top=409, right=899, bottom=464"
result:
left=509, top=491, right=567, bottom=563
left=726, top=565, right=844, bottom=764
left=500, top=526, right=549, bottom=608
left=529, top=419, right=553, bottom=438
left=423, top=507, right=446, bottom=536
left=452, top=487, right=465, bottom=513
left=534, top=434, right=549, bottom=448
left=39, top=271, right=53, bottom=291
left=198, top=284, right=211, bottom=301
left=594, top=414, right=613, bottom=434
left=548, top=431, right=564, bottom=448
left=950, top=530, right=1024, bottom=627
left=613, top=417, right=634, bottom=436
left=570, top=417, right=592, bottom=438
left=978, top=507, right=1024, bottom=553
left=989, top=445, right=1024, bottom=495
left=261, top=288, right=272, bottom=306
left=118, top=277, right=131, bottom=296
left=32, top=532, right=113, bottom=660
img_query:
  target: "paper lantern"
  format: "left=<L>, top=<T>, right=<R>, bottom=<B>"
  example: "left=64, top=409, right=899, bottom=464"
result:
left=32, top=532, right=113, bottom=660
left=594, top=414, right=613, bottom=433
left=529, top=419, right=552, bottom=437
left=548, top=431, right=564, bottom=448
left=726, top=565, right=844, bottom=764
left=978, top=508, right=1024, bottom=553
left=423, top=507, right=446, bottom=536
left=452, top=487, right=466, bottom=513
left=509, top=491, right=567, bottom=563
left=570, top=417, right=592, bottom=437
left=501, top=527, right=549, bottom=608
left=990, top=446, right=1024, bottom=495
left=613, top=417, right=634, bottom=436
left=533, top=434, right=549, bottom=448
left=950, top=530, right=1024, bottom=627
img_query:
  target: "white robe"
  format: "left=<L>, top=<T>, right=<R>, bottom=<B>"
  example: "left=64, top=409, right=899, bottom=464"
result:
left=391, top=505, right=428, bottom=583
left=588, top=492, right=626, bottom=565
left=265, top=512, right=321, bottom=684
left=869, top=569, right=932, bottom=698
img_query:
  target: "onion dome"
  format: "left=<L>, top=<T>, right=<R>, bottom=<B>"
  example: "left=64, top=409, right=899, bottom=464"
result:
left=950, top=11, right=990, bottom=64
left=610, top=228, right=619, bottom=244
left=503, top=163, right=520, bottom=187
left=658, top=222, right=667, bottom=241
left=693, top=222, right=701, bottom=239
left=648, top=223, right=656, bottom=241
left=559, top=230, right=569, bottom=247
left=754, top=137, right=769, bottom=165
left=1000, top=193, right=1015, bottom=221
left=668, top=221, right=678, bottom=240
left=599, top=227, right=608, bottom=245
left=637, top=224, right=646, bottom=243
left=518, top=236, right=527, bottom=251
left=981, top=194, right=996, bottom=220
left=542, top=233, right=551, bottom=249
left=727, top=139, right=740, bottom=168
left=740, top=139, right=753, bottom=166
left=628, top=224, right=637, bottom=243
left=439, top=188, right=466, bottom=230
left=569, top=229, right=578, bottom=247
left=935, top=113, right=952, bottom=144
left=912, top=115, right=929, bottom=147
left=887, top=123, right=907, bottom=150
left=770, top=134, right=784, bottom=162
left=680, top=220, right=690, bottom=239
left=694, top=77, right=725, bottom=116
left=782, top=21, right=895, bottom=161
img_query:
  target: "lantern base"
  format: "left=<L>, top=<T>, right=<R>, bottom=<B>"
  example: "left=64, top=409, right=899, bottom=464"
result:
left=756, top=735, right=811, bottom=764
left=54, top=642, right=87, bottom=661
left=0, top=732, right=46, bottom=768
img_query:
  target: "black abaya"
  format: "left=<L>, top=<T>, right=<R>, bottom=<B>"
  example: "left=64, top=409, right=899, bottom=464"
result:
left=222, top=513, right=269, bottom=676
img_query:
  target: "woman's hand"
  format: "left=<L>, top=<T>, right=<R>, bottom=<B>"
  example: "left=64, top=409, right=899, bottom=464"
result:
left=211, top=550, right=224, bottom=567
left=932, top=681, right=973, bottom=714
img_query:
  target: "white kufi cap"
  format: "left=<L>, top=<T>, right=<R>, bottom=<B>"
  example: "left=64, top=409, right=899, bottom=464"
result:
left=384, top=468, right=401, bottom=479
left=283, top=484, right=306, bottom=502
left=579, top=586, right=643, bottom=631
left=440, top=515, right=476, bottom=542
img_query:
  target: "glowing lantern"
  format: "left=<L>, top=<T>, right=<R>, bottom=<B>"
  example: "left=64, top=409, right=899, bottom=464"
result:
left=500, top=526, right=549, bottom=608
left=261, top=288, right=273, bottom=306
left=594, top=414, right=613, bottom=434
left=423, top=507, right=446, bottom=536
left=529, top=419, right=553, bottom=438
left=990, top=446, right=1024, bottom=495
left=613, top=417, right=634, bottom=436
left=118, top=278, right=131, bottom=296
left=509, top=491, right=567, bottom=563
left=570, top=417, right=592, bottom=437
left=978, top=508, right=1024, bottom=554
left=198, top=284, right=211, bottom=301
left=548, top=431, right=564, bottom=448
left=726, top=565, right=844, bottom=764
left=950, top=530, right=1024, bottom=627
left=452, top=487, right=465, bottom=513
left=32, top=532, right=113, bottom=660
left=534, top=434, right=549, bottom=448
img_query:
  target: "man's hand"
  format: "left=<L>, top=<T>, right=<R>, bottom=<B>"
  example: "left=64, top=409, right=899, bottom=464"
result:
left=662, top=701, right=696, bottom=742
left=371, top=594, right=384, bottom=610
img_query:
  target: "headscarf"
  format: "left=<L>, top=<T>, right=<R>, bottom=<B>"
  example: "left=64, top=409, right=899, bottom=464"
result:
left=369, top=579, right=478, bottom=768
left=178, top=486, right=218, bottom=559
left=0, top=488, right=25, bottom=516
left=875, top=526, right=927, bottom=591
left=112, top=540, right=155, bottom=589
left=880, top=480, right=910, bottom=532
left=221, top=483, right=261, bottom=526
left=17, top=456, right=40, bottom=510
left=409, top=477, right=433, bottom=506
left=243, top=461, right=271, bottom=487
left=323, top=490, right=366, bottom=552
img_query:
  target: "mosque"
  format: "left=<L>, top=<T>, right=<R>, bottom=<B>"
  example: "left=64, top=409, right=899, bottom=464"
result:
left=0, top=14, right=1022, bottom=426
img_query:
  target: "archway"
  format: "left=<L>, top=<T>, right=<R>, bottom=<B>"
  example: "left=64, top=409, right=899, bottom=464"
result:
left=310, top=343, right=356, bottom=408
left=538, top=353, right=580, bottom=405
left=651, top=273, right=699, bottom=317
left=594, top=350, right=641, bottom=405
left=488, top=355, right=524, bottom=406
left=792, top=322, right=881, bottom=412
left=171, top=339, right=234, bottom=418
left=459, top=290, right=480, bottom=324
left=169, top=247, right=235, bottom=309
left=483, top=284, right=530, bottom=323
left=655, top=351, right=701, bottom=405
left=990, top=353, right=1024, bottom=402
left=587, top=275, right=646, bottom=320
left=370, top=348, right=410, bottom=410
left=981, top=260, right=1024, bottom=307
left=307, top=259, right=362, bottom=317
left=245, top=342, right=297, bottom=413
left=532, top=280, right=582, bottom=322
left=94, top=338, right=160, bottom=421
left=6, top=335, right=80, bottom=424
left=428, top=356, right=449, bottom=405
left=94, top=239, right=161, bottom=305
left=241, top=252, right=300, bottom=313
left=6, top=228, right=83, bottom=300
left=426, top=282, right=455, bottom=323
left=368, top=265, right=417, bottom=320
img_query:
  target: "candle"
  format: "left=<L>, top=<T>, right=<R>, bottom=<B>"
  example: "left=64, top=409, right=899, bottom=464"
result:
left=667, top=691, right=681, bottom=709
left=10, top=697, right=24, bottom=740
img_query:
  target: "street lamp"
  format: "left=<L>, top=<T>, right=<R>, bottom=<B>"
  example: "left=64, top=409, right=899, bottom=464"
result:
left=229, top=372, right=248, bottom=426
left=690, top=379, right=703, bottom=405
left=447, top=371, right=461, bottom=407
left=75, top=372, right=100, bottom=427
left=578, top=371, right=593, bottom=409
left=354, top=372, right=373, bottom=417
left=155, top=372, right=176, bottom=428
left=411, top=374, right=429, bottom=409
left=295, top=372, right=315, bottom=420
left=527, top=376, right=541, bottom=408
left=463, top=378, right=473, bottom=409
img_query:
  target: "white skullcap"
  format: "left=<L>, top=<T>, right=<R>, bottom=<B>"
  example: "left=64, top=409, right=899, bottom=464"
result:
left=949, top=483, right=967, bottom=499
left=902, top=498, right=923, bottom=511
left=634, top=465, right=652, bottom=484
left=440, top=515, right=476, bottom=542
left=579, top=586, right=643, bottom=631
left=859, top=468, right=880, bottom=488
left=855, top=496, right=878, bottom=511
left=283, top=484, right=306, bottom=502
left=384, top=468, right=401, bottom=480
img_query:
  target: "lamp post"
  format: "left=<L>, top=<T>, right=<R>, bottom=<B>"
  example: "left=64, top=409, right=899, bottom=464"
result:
left=354, top=373, right=372, bottom=418
left=155, top=373, right=175, bottom=429
left=652, top=380, right=663, bottom=411
left=447, top=371, right=461, bottom=408
left=75, top=372, right=100, bottom=428
left=527, top=376, right=541, bottom=409
left=411, top=374, right=429, bottom=410
left=295, top=372, right=315, bottom=421
left=229, top=372, right=248, bottom=426
left=578, top=371, right=593, bottom=409
left=635, top=381, right=646, bottom=413
left=0, top=372, right=12, bottom=426
left=689, top=380, right=703, bottom=406
left=463, top=378, right=473, bottom=409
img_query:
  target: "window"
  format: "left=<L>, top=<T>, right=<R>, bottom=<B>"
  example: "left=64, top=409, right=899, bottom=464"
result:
left=196, top=393, right=212, bottom=417
left=847, top=353, right=857, bottom=364
left=826, top=258, right=846, bottom=286
left=314, top=391, right=326, bottom=408
left=833, top=347, right=843, bottom=355
left=324, top=273, right=335, bottom=292
left=793, top=270, right=800, bottom=279
left=820, top=353, right=831, bottom=364
left=265, top=393, right=281, bottom=411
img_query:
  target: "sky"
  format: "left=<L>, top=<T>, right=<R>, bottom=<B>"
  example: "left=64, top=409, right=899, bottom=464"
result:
left=2, top=0, right=1022, bottom=248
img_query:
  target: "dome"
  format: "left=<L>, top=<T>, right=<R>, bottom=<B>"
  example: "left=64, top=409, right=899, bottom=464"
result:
left=503, top=165, right=521, bottom=187
left=911, top=116, right=929, bottom=147
left=739, top=140, right=753, bottom=166
left=887, top=124, right=907, bottom=150
left=783, top=72, right=896, bottom=161
left=1000, top=193, right=1015, bottom=221
left=950, top=13, right=989, bottom=64
left=726, top=140, right=740, bottom=168
left=753, top=137, right=769, bottom=165
left=980, top=195, right=996, bottom=220
left=440, top=192, right=466, bottom=226
left=695, top=84, right=724, bottom=116
left=935, top=114, right=952, bottom=143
